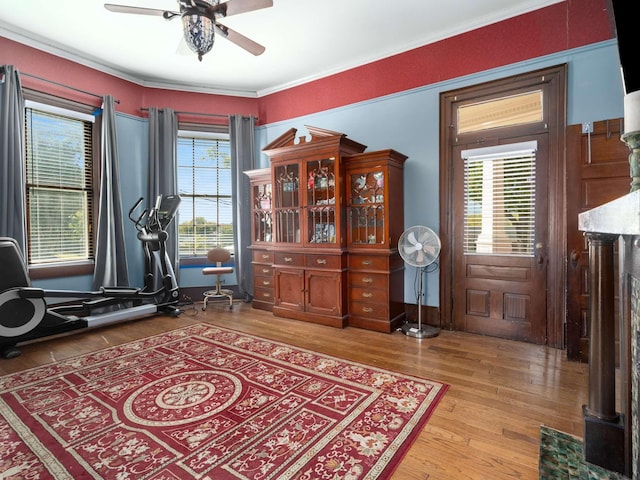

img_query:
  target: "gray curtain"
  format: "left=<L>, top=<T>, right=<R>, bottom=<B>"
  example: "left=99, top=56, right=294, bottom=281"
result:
left=0, top=65, right=27, bottom=256
left=92, top=95, right=129, bottom=289
left=148, top=107, right=178, bottom=287
left=229, top=115, right=256, bottom=300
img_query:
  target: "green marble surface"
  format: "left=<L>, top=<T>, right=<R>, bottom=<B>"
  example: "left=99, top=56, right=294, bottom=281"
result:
left=539, top=426, right=628, bottom=480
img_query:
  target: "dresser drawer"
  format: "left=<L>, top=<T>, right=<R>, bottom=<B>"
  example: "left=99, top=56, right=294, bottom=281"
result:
left=253, top=250, right=274, bottom=264
left=255, top=275, right=274, bottom=289
left=349, top=300, right=388, bottom=319
left=305, top=253, right=343, bottom=270
left=349, top=286, right=389, bottom=304
left=255, top=265, right=274, bottom=276
left=349, top=254, right=389, bottom=271
left=349, top=272, right=388, bottom=289
left=274, top=252, right=304, bottom=267
left=254, top=286, right=274, bottom=302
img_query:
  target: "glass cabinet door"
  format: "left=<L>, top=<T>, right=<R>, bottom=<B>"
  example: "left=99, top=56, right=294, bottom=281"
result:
left=305, top=157, right=337, bottom=244
left=348, top=170, right=386, bottom=245
left=274, top=164, right=300, bottom=243
left=252, top=182, right=272, bottom=242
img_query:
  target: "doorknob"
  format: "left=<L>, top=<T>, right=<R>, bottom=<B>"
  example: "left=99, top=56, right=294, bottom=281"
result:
left=535, top=242, right=544, bottom=265
left=570, top=249, right=580, bottom=268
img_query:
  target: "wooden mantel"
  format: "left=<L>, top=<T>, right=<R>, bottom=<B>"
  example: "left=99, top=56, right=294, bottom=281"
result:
left=578, top=189, right=640, bottom=478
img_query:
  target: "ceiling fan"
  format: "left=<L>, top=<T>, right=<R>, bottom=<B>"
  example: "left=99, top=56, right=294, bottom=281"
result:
left=104, top=0, right=273, bottom=61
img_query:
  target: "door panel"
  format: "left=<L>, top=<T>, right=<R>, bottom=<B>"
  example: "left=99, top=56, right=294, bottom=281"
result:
left=274, top=268, right=304, bottom=311
left=452, top=135, right=548, bottom=343
left=566, top=119, right=629, bottom=361
left=306, top=270, right=342, bottom=316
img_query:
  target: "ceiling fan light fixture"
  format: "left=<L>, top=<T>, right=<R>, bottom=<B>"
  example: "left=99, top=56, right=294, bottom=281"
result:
left=104, top=0, right=270, bottom=59
left=182, top=12, right=215, bottom=61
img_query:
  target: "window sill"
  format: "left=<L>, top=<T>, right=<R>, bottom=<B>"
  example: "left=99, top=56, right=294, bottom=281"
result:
left=180, top=256, right=208, bottom=267
left=180, top=255, right=235, bottom=268
left=29, top=261, right=94, bottom=280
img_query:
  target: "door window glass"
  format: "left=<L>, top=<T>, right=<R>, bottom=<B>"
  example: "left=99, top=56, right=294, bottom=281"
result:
left=462, top=141, right=537, bottom=256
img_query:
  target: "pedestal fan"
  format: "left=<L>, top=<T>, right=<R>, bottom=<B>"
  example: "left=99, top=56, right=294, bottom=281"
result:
left=398, top=225, right=441, bottom=339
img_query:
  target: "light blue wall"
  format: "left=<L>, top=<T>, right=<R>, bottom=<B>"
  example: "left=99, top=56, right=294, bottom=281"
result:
left=35, top=40, right=624, bottom=307
left=255, top=40, right=624, bottom=306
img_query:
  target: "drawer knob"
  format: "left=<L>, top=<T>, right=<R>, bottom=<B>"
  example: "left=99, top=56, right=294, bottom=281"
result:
left=263, top=293, right=271, bottom=298
left=262, top=268, right=270, bottom=273
left=362, top=307, right=373, bottom=313
left=316, top=258, right=327, bottom=265
left=361, top=260, right=372, bottom=266
left=362, top=292, right=373, bottom=298
left=262, top=254, right=269, bottom=259
left=362, top=277, right=373, bottom=284
left=284, top=257, right=293, bottom=263
left=262, top=280, right=271, bottom=286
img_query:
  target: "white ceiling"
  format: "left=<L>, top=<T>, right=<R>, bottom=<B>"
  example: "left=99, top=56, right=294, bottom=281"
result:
left=0, top=0, right=563, bottom=98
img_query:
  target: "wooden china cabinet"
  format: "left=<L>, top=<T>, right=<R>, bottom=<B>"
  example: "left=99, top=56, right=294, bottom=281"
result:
left=245, top=168, right=274, bottom=311
left=262, top=126, right=366, bottom=327
left=248, top=126, right=406, bottom=332
left=345, top=150, right=407, bottom=332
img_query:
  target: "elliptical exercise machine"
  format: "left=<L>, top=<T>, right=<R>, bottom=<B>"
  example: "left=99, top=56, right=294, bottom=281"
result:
left=0, top=194, right=182, bottom=359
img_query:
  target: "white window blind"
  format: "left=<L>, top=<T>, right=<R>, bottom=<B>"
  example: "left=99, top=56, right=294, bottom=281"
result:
left=24, top=107, right=94, bottom=264
left=462, top=141, right=537, bottom=256
left=25, top=99, right=96, bottom=123
left=177, top=133, right=233, bottom=256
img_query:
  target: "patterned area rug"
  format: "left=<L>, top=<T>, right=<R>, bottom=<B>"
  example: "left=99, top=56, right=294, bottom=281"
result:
left=538, top=426, right=627, bottom=479
left=0, top=323, right=447, bottom=479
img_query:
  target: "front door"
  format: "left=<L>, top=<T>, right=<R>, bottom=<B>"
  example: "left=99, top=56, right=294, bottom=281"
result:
left=440, top=65, right=566, bottom=345
left=451, top=135, right=548, bottom=343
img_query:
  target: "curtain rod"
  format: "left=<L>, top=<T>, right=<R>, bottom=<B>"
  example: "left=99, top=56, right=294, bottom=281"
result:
left=19, top=71, right=120, bottom=103
left=140, top=107, right=229, bottom=119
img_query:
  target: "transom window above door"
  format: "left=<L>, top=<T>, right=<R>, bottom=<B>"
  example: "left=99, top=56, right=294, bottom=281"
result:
left=457, top=90, right=543, bottom=134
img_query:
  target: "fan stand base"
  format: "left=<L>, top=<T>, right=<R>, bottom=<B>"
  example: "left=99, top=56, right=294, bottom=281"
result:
left=401, top=322, right=440, bottom=339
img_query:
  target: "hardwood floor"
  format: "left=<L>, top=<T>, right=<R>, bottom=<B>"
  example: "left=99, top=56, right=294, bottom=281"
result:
left=0, top=301, right=589, bottom=479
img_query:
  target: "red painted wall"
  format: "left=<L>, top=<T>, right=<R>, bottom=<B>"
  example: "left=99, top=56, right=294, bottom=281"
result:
left=257, top=0, right=614, bottom=124
left=1, top=0, right=613, bottom=124
left=0, top=37, right=258, bottom=119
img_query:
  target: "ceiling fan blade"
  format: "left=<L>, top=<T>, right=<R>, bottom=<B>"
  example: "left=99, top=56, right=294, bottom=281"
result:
left=104, top=4, right=179, bottom=18
left=215, top=24, right=265, bottom=55
left=219, top=0, right=273, bottom=17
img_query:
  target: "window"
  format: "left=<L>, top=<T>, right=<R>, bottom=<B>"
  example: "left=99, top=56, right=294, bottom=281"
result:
left=23, top=92, right=98, bottom=271
left=177, top=129, right=232, bottom=256
left=462, top=142, right=537, bottom=256
left=457, top=90, right=543, bottom=134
